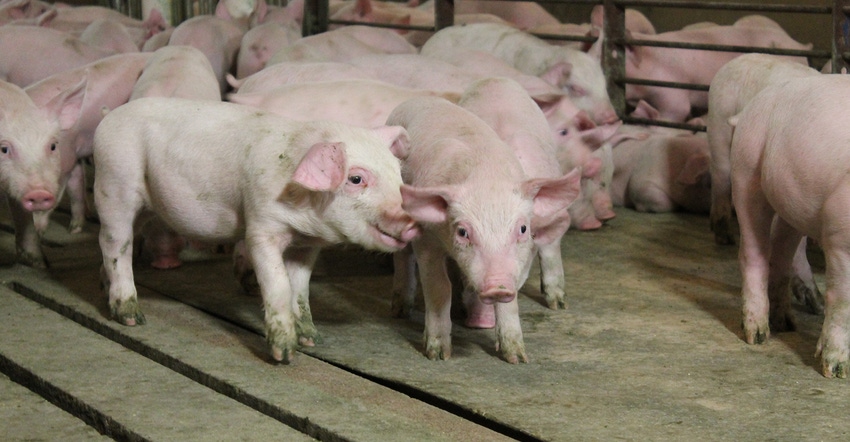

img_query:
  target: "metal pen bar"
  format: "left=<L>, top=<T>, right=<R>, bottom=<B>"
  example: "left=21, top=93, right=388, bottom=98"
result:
left=623, top=38, right=830, bottom=58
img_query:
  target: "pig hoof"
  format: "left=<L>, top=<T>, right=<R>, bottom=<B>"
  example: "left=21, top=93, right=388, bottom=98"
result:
left=791, top=276, right=824, bottom=315
left=296, top=322, right=322, bottom=346
left=769, top=312, right=796, bottom=334
left=743, top=325, right=769, bottom=345
left=424, top=338, right=451, bottom=360
left=496, top=335, right=528, bottom=364
left=711, top=219, right=736, bottom=245
left=544, top=294, right=566, bottom=310
left=822, top=359, right=849, bottom=379
left=69, top=220, right=85, bottom=234
left=390, top=294, right=412, bottom=318
left=110, top=299, right=146, bottom=326
left=270, top=345, right=296, bottom=364
left=16, top=250, right=48, bottom=269
left=574, top=217, right=603, bottom=231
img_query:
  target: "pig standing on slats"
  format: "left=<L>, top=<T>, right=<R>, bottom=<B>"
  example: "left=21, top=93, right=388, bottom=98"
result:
left=93, top=97, right=419, bottom=363
left=388, top=96, right=580, bottom=363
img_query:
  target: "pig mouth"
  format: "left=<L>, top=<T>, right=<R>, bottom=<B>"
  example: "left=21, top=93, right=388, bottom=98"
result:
left=373, top=225, right=408, bottom=249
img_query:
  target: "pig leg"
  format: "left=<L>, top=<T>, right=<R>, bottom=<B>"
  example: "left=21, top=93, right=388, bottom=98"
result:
left=284, top=246, right=322, bottom=346
left=98, top=203, right=146, bottom=326
left=734, top=180, right=775, bottom=345
left=538, top=241, right=567, bottom=309
left=708, top=120, right=736, bottom=245
left=815, top=191, right=850, bottom=378
left=766, top=217, right=802, bottom=334
left=391, top=245, right=418, bottom=318
left=495, top=298, right=528, bottom=364
left=246, top=233, right=300, bottom=363
left=8, top=199, right=47, bottom=268
left=790, top=237, right=824, bottom=314
left=415, top=240, right=453, bottom=360
left=66, top=161, right=88, bottom=234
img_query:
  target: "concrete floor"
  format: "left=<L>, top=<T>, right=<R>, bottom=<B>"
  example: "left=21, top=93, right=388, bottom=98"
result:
left=1, top=203, right=848, bottom=441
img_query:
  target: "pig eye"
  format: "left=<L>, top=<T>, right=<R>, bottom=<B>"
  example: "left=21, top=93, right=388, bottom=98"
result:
left=0, top=146, right=8, bottom=154
left=457, top=227, right=468, bottom=239
left=50, top=143, right=57, bottom=152
left=558, top=129, right=569, bottom=136
left=348, top=175, right=362, bottom=185
left=520, top=225, right=527, bottom=234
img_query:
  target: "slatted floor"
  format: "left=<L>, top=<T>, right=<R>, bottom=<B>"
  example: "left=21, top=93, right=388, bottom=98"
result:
left=0, top=201, right=848, bottom=441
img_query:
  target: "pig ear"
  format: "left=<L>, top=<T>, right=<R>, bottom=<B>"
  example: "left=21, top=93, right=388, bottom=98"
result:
left=400, top=184, right=455, bottom=224
left=529, top=92, right=566, bottom=118
left=372, top=125, right=410, bottom=160
left=676, top=149, right=710, bottom=185
left=35, top=7, right=57, bottom=26
left=590, top=5, right=604, bottom=28
left=354, top=0, right=373, bottom=17
left=630, top=100, right=660, bottom=120
left=523, top=167, right=583, bottom=221
left=539, top=62, right=571, bottom=88
left=255, top=0, right=269, bottom=23
left=292, top=142, right=347, bottom=191
left=214, top=0, right=234, bottom=20
left=580, top=120, right=621, bottom=150
left=46, top=78, right=86, bottom=131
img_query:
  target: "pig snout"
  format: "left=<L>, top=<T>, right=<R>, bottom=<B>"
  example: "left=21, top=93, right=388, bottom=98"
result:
left=376, top=209, right=421, bottom=249
left=21, top=190, right=56, bottom=212
left=480, top=279, right=517, bottom=304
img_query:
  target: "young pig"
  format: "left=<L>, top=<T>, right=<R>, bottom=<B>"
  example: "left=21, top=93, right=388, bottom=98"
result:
left=387, top=96, right=580, bottom=363
left=707, top=53, right=823, bottom=314
left=730, top=75, right=850, bottom=378
left=93, top=97, right=419, bottom=363
left=0, top=79, right=85, bottom=267
left=420, top=22, right=618, bottom=126
left=459, top=77, right=581, bottom=318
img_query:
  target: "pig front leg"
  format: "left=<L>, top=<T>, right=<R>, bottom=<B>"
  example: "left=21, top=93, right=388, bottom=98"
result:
left=8, top=198, right=47, bottom=268
left=284, top=246, right=322, bottom=346
left=415, top=241, right=453, bottom=360
left=537, top=241, right=567, bottom=309
left=246, top=233, right=301, bottom=363
left=391, top=245, right=418, bottom=318
left=495, top=298, right=528, bottom=364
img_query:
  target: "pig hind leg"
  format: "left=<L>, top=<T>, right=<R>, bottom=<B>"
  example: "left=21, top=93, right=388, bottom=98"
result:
left=766, top=216, right=803, bottom=334
left=790, top=237, right=824, bottom=314
left=538, top=241, right=567, bottom=309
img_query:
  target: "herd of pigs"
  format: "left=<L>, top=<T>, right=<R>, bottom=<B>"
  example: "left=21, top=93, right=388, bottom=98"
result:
left=1, top=0, right=848, bottom=379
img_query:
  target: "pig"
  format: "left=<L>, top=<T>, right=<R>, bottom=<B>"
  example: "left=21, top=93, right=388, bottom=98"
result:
left=587, top=23, right=813, bottom=122
left=167, top=5, right=247, bottom=95
left=128, top=46, right=225, bottom=270
left=267, top=25, right=417, bottom=65
left=706, top=53, right=819, bottom=245
left=420, top=22, right=619, bottom=126
left=729, top=74, right=850, bottom=378
left=14, top=5, right=168, bottom=48
left=458, top=77, right=582, bottom=319
left=0, top=26, right=116, bottom=87
left=0, top=79, right=85, bottom=268
left=24, top=53, right=153, bottom=239
left=226, top=61, right=374, bottom=94
left=228, top=79, right=460, bottom=129
left=78, top=18, right=141, bottom=54
left=130, top=46, right=221, bottom=102
left=0, top=0, right=52, bottom=25
left=706, top=53, right=823, bottom=313
left=235, top=21, right=301, bottom=78
left=609, top=126, right=711, bottom=214
left=387, top=96, right=581, bottom=363
left=93, top=97, right=419, bottom=363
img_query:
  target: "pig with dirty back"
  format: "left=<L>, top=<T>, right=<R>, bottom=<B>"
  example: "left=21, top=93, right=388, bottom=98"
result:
left=387, top=96, right=581, bottom=363
left=0, top=79, right=85, bottom=267
left=729, top=75, right=850, bottom=378
left=93, top=97, right=419, bottom=363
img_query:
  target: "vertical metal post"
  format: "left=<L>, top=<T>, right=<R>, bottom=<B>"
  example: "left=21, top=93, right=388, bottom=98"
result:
left=434, top=0, right=454, bottom=31
left=302, top=0, right=328, bottom=36
left=601, top=0, right=626, bottom=118
left=833, top=0, right=850, bottom=73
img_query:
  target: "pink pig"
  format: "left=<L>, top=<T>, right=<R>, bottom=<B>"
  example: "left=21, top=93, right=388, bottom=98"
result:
left=0, top=26, right=116, bottom=87
left=24, top=53, right=152, bottom=239
left=459, top=77, right=582, bottom=321
left=388, top=96, right=581, bottom=363
left=93, top=97, right=419, bottom=363
left=729, top=75, right=850, bottom=378
left=420, top=22, right=618, bottom=126
left=267, top=25, right=416, bottom=65
left=226, top=61, right=374, bottom=94
left=0, top=79, right=85, bottom=267
left=228, top=79, right=460, bottom=129
left=235, top=21, right=301, bottom=79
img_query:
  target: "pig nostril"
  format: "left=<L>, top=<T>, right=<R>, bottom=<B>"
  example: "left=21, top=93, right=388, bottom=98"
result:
left=22, top=191, right=56, bottom=212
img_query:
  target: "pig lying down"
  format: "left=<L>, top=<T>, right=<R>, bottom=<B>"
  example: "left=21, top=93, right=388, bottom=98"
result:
left=93, top=97, right=418, bottom=363
left=730, top=75, right=850, bottom=378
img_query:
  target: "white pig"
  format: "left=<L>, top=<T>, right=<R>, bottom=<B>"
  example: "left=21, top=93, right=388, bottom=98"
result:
left=730, top=75, right=850, bottom=378
left=0, top=79, right=85, bottom=267
left=387, top=96, right=581, bottom=363
left=459, top=77, right=581, bottom=318
left=93, top=97, right=419, bottom=363
left=420, top=22, right=619, bottom=125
